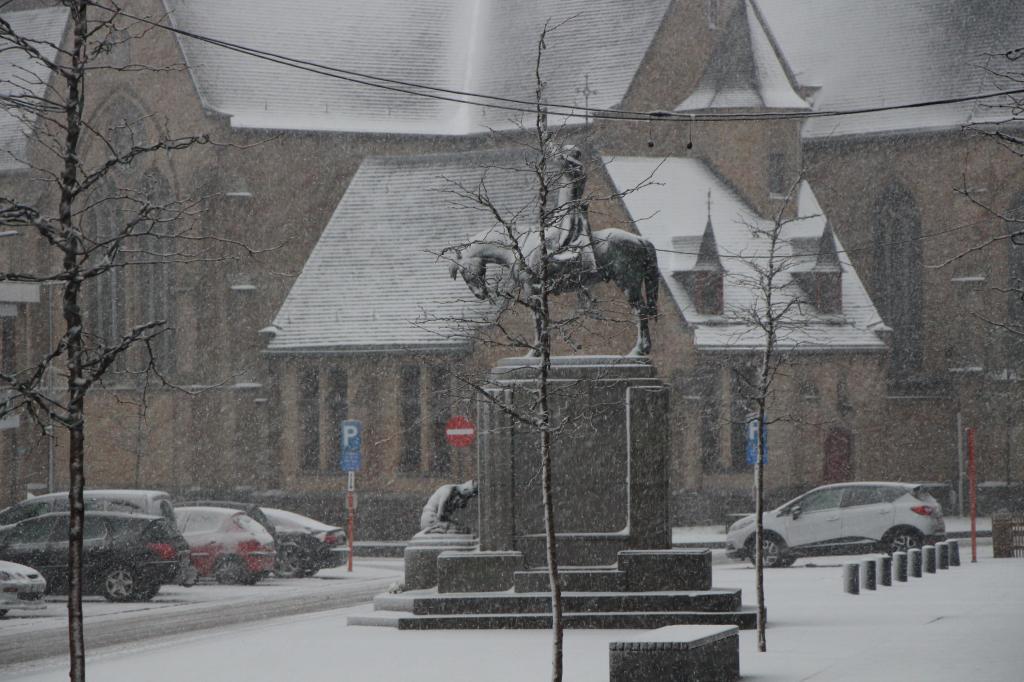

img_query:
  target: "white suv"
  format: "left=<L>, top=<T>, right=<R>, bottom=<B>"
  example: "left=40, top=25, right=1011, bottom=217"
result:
left=726, top=482, right=946, bottom=567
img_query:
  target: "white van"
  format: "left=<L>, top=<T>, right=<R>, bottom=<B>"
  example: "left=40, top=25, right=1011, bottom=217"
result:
left=0, top=490, right=177, bottom=529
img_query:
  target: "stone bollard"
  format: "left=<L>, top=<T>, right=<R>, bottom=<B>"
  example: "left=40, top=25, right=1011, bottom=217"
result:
left=894, top=551, right=908, bottom=582
left=909, top=548, right=923, bottom=578
left=878, top=555, right=892, bottom=587
left=937, top=542, right=950, bottom=570
left=861, top=559, right=876, bottom=590
left=949, top=540, right=960, bottom=566
left=923, top=545, right=937, bottom=574
left=844, top=562, right=859, bottom=594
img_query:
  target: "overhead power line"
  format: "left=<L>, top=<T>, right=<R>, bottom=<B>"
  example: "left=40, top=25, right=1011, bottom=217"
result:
left=95, top=4, right=1024, bottom=126
left=82, top=3, right=1012, bottom=264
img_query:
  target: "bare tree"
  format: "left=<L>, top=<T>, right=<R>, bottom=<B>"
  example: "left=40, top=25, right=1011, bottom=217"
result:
left=0, top=4, right=241, bottom=679
left=728, top=178, right=813, bottom=652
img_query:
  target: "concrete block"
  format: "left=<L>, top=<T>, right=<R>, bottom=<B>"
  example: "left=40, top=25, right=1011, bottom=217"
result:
left=513, top=568, right=626, bottom=593
left=619, top=549, right=712, bottom=591
left=609, top=625, right=739, bottom=682
left=437, top=551, right=523, bottom=593
left=403, top=535, right=476, bottom=590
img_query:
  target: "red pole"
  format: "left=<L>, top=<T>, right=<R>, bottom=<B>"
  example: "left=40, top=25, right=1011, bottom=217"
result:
left=967, top=427, right=977, bottom=563
left=346, top=490, right=355, bottom=572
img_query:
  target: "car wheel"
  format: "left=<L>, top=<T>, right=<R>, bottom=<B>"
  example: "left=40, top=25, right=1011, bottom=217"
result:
left=275, top=544, right=306, bottom=579
left=0, top=609, right=8, bottom=618
left=102, top=566, right=139, bottom=602
left=885, top=527, right=923, bottom=554
left=747, top=533, right=792, bottom=568
left=214, top=557, right=247, bottom=585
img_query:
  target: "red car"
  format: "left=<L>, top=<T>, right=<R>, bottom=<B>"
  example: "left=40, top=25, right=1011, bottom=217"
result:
left=174, top=507, right=275, bottom=584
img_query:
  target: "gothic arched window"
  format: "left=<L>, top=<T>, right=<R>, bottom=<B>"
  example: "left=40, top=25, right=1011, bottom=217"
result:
left=83, top=177, right=128, bottom=375
left=872, top=183, right=924, bottom=377
left=136, top=169, right=177, bottom=375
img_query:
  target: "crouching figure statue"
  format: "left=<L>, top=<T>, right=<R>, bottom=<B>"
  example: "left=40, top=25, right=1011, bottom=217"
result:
left=418, top=480, right=479, bottom=535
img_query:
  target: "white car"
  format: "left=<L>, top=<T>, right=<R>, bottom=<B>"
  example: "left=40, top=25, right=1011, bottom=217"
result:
left=726, top=482, right=946, bottom=567
left=0, top=560, right=47, bottom=617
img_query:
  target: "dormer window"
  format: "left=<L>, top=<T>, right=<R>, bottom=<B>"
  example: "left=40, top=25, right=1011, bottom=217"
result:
left=673, top=215, right=724, bottom=315
left=791, top=223, right=842, bottom=314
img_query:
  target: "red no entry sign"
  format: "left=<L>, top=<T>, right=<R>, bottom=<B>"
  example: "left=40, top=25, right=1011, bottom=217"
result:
left=445, top=415, right=476, bottom=448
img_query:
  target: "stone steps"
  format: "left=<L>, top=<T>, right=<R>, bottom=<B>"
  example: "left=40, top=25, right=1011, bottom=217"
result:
left=373, top=588, right=743, bottom=616
left=348, top=607, right=758, bottom=630
left=513, top=567, right=626, bottom=593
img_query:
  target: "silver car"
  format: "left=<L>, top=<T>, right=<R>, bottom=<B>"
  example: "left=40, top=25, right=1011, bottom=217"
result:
left=726, top=482, right=946, bottom=567
left=0, top=560, right=47, bottom=617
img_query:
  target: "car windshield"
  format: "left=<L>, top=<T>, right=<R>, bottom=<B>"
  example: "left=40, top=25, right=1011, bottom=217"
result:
left=0, top=502, right=49, bottom=526
left=796, top=488, right=844, bottom=513
left=262, top=508, right=334, bottom=532
left=233, top=514, right=267, bottom=536
left=177, top=510, right=224, bottom=533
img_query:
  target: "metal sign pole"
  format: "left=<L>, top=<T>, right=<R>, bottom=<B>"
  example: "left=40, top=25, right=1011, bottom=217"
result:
left=967, top=427, right=977, bottom=563
left=339, top=419, right=362, bottom=574
left=347, top=471, right=355, bottom=573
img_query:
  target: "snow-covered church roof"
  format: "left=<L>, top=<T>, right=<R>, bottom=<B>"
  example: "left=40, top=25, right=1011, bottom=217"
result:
left=0, top=7, right=69, bottom=173
left=603, top=156, right=887, bottom=352
left=266, top=149, right=537, bottom=352
left=163, top=0, right=671, bottom=135
left=756, top=0, right=1024, bottom=139
left=676, top=0, right=807, bottom=112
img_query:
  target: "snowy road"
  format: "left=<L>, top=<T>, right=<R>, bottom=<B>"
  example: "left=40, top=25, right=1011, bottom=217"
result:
left=0, top=560, right=403, bottom=670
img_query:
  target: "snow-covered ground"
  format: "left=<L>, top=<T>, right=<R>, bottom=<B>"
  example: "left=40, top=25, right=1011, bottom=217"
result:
left=3, top=545, right=1020, bottom=681
left=0, top=559, right=403, bottom=638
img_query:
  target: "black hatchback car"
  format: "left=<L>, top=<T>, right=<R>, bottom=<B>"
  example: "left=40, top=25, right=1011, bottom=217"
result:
left=0, top=511, right=191, bottom=601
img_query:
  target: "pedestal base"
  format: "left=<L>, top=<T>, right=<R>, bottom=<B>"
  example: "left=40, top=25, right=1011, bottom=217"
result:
left=403, top=534, right=477, bottom=590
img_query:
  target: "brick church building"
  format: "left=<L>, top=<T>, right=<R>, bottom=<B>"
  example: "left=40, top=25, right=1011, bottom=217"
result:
left=1, top=0, right=1022, bottom=534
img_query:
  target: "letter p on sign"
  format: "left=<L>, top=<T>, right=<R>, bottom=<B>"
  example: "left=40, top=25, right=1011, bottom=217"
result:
left=340, top=419, right=362, bottom=472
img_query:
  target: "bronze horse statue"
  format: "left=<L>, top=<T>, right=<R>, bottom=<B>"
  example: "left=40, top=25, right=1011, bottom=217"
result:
left=447, top=225, right=660, bottom=356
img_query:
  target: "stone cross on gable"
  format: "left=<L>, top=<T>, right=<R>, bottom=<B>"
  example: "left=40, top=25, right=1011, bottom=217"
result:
left=576, top=74, right=598, bottom=128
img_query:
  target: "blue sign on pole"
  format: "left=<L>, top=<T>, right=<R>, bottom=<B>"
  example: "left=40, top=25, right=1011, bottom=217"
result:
left=746, top=414, right=767, bottom=466
left=340, top=419, right=362, bottom=472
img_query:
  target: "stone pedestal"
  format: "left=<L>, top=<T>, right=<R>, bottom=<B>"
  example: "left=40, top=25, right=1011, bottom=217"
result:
left=403, top=533, right=477, bottom=590
left=478, top=356, right=670, bottom=566
left=347, top=355, right=757, bottom=631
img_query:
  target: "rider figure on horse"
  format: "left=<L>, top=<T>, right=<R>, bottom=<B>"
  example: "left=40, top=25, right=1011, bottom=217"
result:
left=549, top=145, right=596, bottom=280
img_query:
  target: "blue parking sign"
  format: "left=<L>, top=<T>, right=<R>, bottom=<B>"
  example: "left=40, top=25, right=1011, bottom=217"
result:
left=340, top=420, right=362, bottom=472
left=746, top=414, right=767, bottom=466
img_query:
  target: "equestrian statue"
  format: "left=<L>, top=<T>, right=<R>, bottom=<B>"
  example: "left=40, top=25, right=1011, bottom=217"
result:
left=447, top=145, right=660, bottom=356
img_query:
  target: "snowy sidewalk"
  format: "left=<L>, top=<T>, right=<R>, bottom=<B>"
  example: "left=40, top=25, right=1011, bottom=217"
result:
left=4, top=551, right=1021, bottom=681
